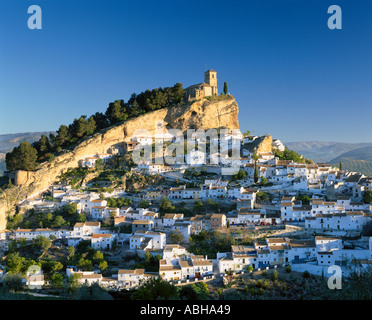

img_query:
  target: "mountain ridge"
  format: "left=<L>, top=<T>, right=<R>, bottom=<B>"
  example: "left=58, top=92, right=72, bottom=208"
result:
left=285, top=141, right=372, bottom=163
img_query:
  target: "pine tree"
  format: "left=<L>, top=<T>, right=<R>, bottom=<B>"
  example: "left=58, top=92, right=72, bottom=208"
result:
left=105, top=99, right=128, bottom=124
left=339, top=161, right=342, bottom=172
left=5, top=141, right=38, bottom=171
left=55, top=124, right=70, bottom=148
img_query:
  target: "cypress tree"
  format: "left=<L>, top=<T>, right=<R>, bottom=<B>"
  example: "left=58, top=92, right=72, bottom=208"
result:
left=223, top=82, right=228, bottom=95
left=254, top=161, right=259, bottom=183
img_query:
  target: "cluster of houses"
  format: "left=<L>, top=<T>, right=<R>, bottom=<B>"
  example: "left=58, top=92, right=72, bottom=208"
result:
left=280, top=196, right=372, bottom=231
left=12, top=233, right=372, bottom=290
left=5, top=221, right=116, bottom=251
left=4, top=128, right=372, bottom=290
left=75, top=127, right=293, bottom=176
left=217, top=235, right=372, bottom=276
left=10, top=242, right=214, bottom=290
left=79, top=147, right=120, bottom=168
left=66, top=242, right=214, bottom=290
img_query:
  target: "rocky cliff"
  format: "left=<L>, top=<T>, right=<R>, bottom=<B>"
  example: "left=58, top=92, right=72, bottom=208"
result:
left=0, top=96, right=239, bottom=229
left=243, top=135, right=273, bottom=155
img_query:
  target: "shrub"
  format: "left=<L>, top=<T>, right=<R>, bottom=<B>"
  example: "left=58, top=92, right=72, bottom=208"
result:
left=303, top=270, right=310, bottom=279
left=272, top=270, right=279, bottom=281
left=246, top=265, right=253, bottom=272
left=256, top=279, right=269, bottom=289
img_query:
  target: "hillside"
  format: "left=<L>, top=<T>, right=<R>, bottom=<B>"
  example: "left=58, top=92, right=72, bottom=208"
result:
left=285, top=141, right=372, bottom=163
left=329, top=146, right=372, bottom=175
left=0, top=96, right=239, bottom=230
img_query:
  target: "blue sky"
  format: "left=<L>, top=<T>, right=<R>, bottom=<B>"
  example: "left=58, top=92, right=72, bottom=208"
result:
left=0, top=0, right=371, bottom=143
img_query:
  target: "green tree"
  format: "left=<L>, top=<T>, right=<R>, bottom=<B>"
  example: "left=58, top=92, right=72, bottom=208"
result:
left=33, top=236, right=52, bottom=252
left=303, top=270, right=310, bottom=278
left=296, top=193, right=310, bottom=205
left=77, top=258, right=93, bottom=271
left=63, top=202, right=78, bottom=215
left=93, top=250, right=104, bottom=263
left=206, top=198, right=218, bottom=211
left=40, top=260, right=63, bottom=275
left=339, top=161, right=342, bottom=172
left=272, top=269, right=279, bottom=281
left=55, top=124, right=71, bottom=149
left=362, top=220, right=372, bottom=236
left=50, top=273, right=64, bottom=288
left=5, top=141, right=38, bottom=171
left=159, top=196, right=175, bottom=213
left=7, top=214, right=23, bottom=230
left=246, top=265, right=253, bottom=272
left=170, top=230, right=183, bottom=244
left=232, top=169, right=247, bottom=181
left=76, top=212, right=87, bottom=223
left=95, top=159, right=104, bottom=171
left=98, top=260, right=108, bottom=272
left=69, top=282, right=113, bottom=300
left=139, top=200, right=150, bottom=208
left=34, top=134, right=52, bottom=156
left=86, top=116, right=97, bottom=136
left=254, top=161, right=259, bottom=183
left=223, top=82, right=228, bottom=95
left=131, top=277, right=179, bottom=300
left=2, top=273, right=23, bottom=292
left=275, top=147, right=305, bottom=163
left=69, top=115, right=91, bottom=139
left=92, top=112, right=110, bottom=131
left=193, top=200, right=204, bottom=213
left=243, top=130, right=252, bottom=137
left=5, top=252, right=25, bottom=274
left=68, top=246, right=75, bottom=259
left=179, top=282, right=210, bottom=300
left=105, top=99, right=128, bottom=124
left=364, top=191, right=372, bottom=204
left=52, top=215, right=66, bottom=228
left=66, top=273, right=81, bottom=293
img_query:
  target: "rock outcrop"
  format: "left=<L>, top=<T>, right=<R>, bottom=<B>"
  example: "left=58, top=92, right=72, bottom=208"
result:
left=0, top=96, right=239, bottom=229
left=243, top=135, right=273, bottom=155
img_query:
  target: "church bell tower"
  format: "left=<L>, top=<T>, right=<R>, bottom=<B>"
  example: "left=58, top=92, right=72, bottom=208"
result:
left=204, top=69, right=217, bottom=87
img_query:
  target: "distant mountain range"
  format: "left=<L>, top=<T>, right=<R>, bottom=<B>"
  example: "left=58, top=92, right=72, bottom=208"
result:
left=0, top=132, right=54, bottom=176
left=286, top=141, right=372, bottom=176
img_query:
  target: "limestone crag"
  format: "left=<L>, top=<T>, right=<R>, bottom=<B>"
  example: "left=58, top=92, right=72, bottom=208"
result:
left=243, top=135, right=273, bottom=155
left=0, top=96, right=239, bottom=229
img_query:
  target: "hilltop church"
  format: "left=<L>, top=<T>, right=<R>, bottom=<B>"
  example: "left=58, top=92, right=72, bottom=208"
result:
left=185, top=69, right=218, bottom=101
